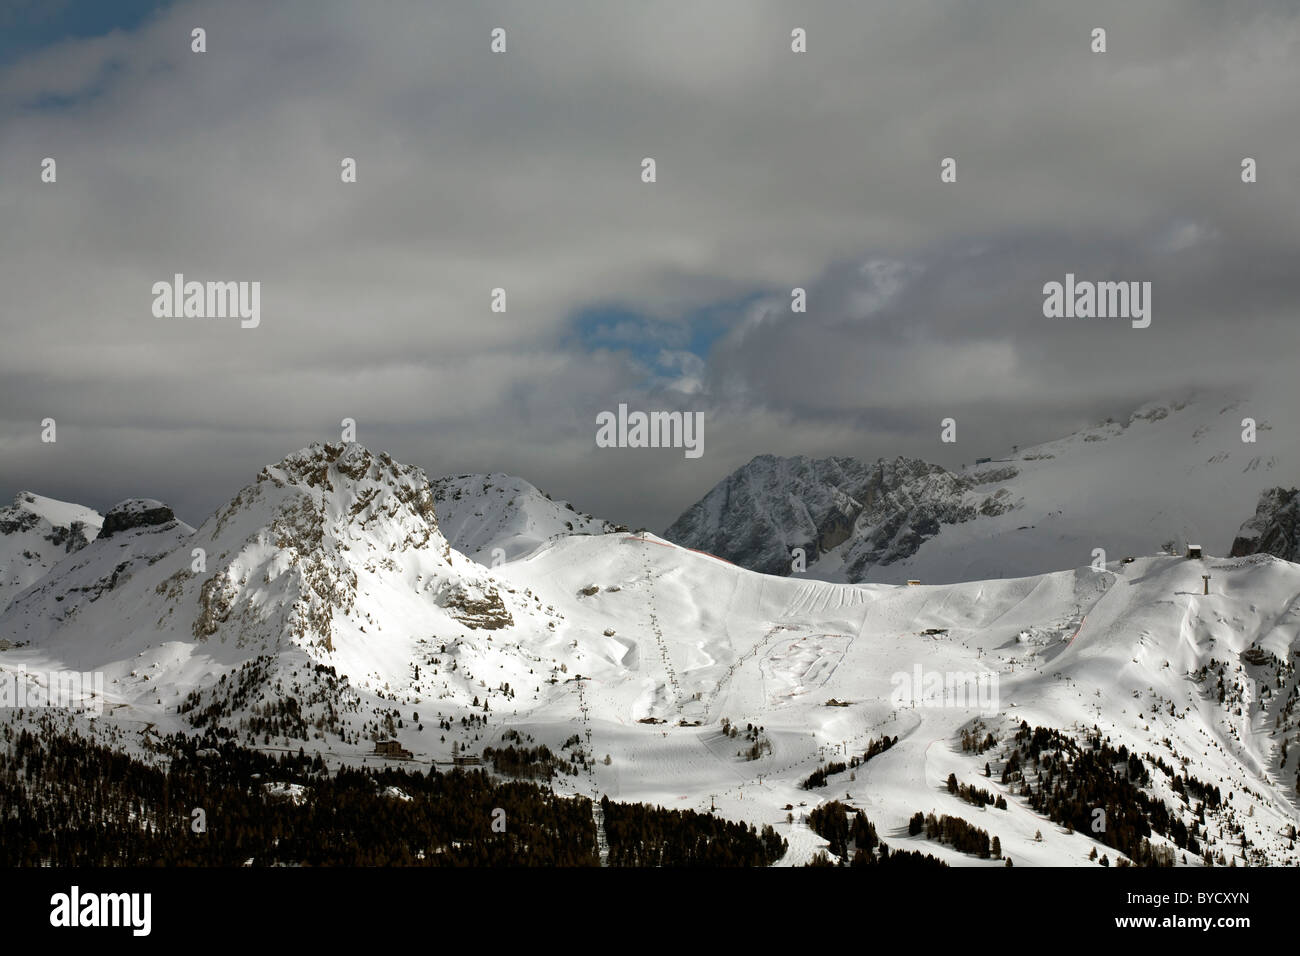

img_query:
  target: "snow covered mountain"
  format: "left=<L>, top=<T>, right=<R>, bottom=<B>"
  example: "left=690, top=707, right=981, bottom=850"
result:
left=431, top=473, right=622, bottom=564
left=664, top=455, right=1013, bottom=580
left=3, top=437, right=1298, bottom=867
left=0, top=442, right=563, bottom=739
left=666, top=394, right=1300, bottom=586
left=0, top=498, right=193, bottom=644
left=0, top=492, right=102, bottom=613
left=490, top=536, right=1300, bottom=866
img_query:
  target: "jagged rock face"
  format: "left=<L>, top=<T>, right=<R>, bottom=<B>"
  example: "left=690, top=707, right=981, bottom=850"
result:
left=0, top=492, right=102, bottom=611
left=257, top=442, right=442, bottom=539
left=664, top=454, right=1015, bottom=579
left=1231, top=487, right=1300, bottom=561
left=436, top=581, right=514, bottom=630
left=99, top=499, right=177, bottom=539
left=190, top=442, right=454, bottom=650
left=2, top=442, right=554, bottom=741
left=0, top=493, right=97, bottom=552
left=0, top=499, right=193, bottom=641
left=664, top=455, right=870, bottom=577
left=839, top=464, right=1015, bottom=580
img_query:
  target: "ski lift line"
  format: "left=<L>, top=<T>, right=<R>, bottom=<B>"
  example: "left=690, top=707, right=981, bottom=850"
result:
left=1066, top=616, right=1086, bottom=648
left=641, top=552, right=686, bottom=717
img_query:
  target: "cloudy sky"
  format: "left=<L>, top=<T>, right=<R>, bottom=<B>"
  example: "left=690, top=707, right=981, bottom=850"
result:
left=1, top=0, right=1298, bottom=532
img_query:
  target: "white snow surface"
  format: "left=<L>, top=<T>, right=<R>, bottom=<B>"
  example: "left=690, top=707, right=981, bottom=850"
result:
left=431, top=472, right=619, bottom=563
left=842, top=394, right=1299, bottom=585
left=1, top=501, right=193, bottom=643
left=670, top=391, right=1300, bottom=586
left=2, top=437, right=1299, bottom=867
left=0, top=491, right=103, bottom=612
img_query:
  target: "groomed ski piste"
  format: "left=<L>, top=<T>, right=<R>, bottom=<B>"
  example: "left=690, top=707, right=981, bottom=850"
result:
left=488, top=533, right=1300, bottom=865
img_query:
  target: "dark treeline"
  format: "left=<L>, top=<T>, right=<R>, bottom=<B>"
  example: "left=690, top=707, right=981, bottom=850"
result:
left=959, top=726, right=998, bottom=755
left=179, top=657, right=356, bottom=744
left=920, top=812, right=996, bottom=859
left=807, top=845, right=948, bottom=868
left=600, top=795, right=786, bottom=866
left=806, top=799, right=947, bottom=868
left=482, top=743, right=577, bottom=780
left=0, top=723, right=786, bottom=867
left=1144, top=752, right=1222, bottom=810
left=808, top=799, right=876, bottom=858
left=801, top=735, right=898, bottom=789
left=1, top=723, right=594, bottom=866
left=1004, top=724, right=1183, bottom=866
left=946, top=773, right=1007, bottom=810
left=802, top=760, right=847, bottom=790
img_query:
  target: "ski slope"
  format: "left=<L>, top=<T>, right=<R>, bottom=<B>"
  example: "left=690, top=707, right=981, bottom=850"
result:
left=1, top=444, right=1297, bottom=867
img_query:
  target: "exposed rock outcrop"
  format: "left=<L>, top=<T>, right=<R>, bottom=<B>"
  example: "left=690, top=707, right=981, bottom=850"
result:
left=98, top=499, right=178, bottom=539
left=1231, top=487, right=1300, bottom=561
left=664, top=454, right=1016, bottom=579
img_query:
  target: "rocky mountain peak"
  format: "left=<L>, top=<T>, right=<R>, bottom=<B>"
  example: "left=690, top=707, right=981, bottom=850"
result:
left=186, top=442, right=465, bottom=651
left=1231, top=487, right=1300, bottom=561
left=664, top=452, right=1015, bottom=579
left=99, top=498, right=179, bottom=539
left=257, top=442, right=439, bottom=524
left=0, top=492, right=104, bottom=611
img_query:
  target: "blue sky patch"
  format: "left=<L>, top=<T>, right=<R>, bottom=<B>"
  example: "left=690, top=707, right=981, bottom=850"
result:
left=0, top=0, right=174, bottom=67
left=566, top=292, right=764, bottom=374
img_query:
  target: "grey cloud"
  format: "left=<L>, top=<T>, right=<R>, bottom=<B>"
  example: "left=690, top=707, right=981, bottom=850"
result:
left=1, top=0, right=1297, bottom=534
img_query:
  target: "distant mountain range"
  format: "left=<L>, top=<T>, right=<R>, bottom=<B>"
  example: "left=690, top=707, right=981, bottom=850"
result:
left=2, top=395, right=1298, bottom=866
left=664, top=393, right=1300, bottom=584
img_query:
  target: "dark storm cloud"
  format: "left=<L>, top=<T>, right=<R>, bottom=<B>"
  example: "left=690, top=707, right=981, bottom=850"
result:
left=0, top=0, right=1297, bottom=533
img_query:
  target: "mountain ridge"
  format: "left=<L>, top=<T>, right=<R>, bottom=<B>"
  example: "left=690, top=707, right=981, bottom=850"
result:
left=1, top=436, right=1299, bottom=865
left=664, top=393, right=1298, bottom=585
